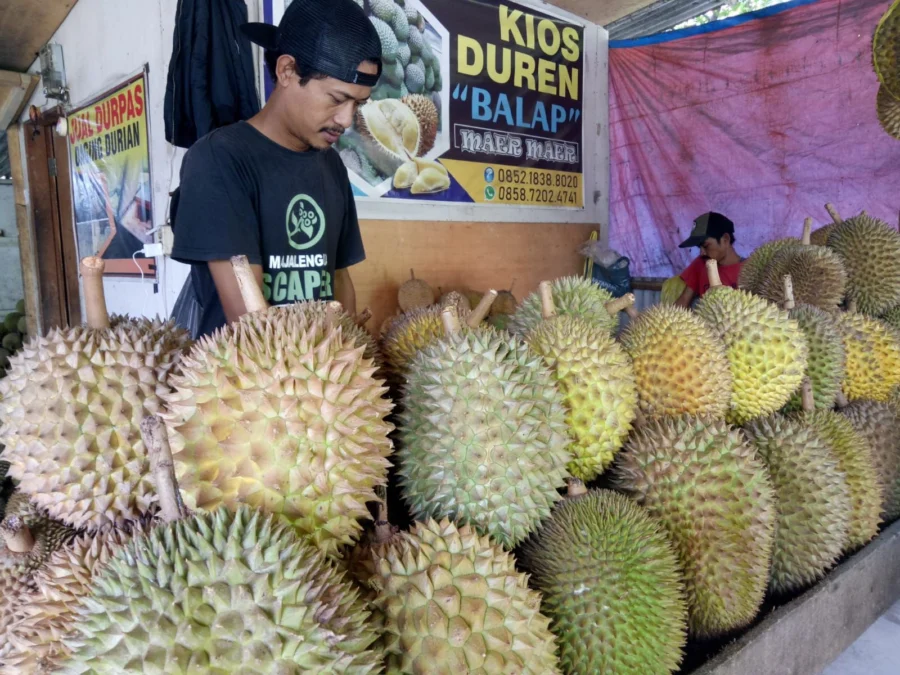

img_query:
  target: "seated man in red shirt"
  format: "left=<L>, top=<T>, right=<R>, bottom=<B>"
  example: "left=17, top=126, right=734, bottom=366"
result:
left=674, top=212, right=743, bottom=308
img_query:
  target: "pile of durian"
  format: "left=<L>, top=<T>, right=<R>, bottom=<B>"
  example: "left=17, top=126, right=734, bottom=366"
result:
left=0, top=300, right=28, bottom=378
left=2, top=203, right=900, bottom=674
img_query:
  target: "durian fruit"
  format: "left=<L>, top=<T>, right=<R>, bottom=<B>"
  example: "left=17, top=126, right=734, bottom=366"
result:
left=832, top=310, right=900, bottom=402
left=438, top=289, right=471, bottom=316
left=752, top=219, right=847, bottom=309
left=660, top=274, right=687, bottom=305
left=743, top=391, right=851, bottom=594
left=877, top=85, right=900, bottom=140
left=824, top=205, right=900, bottom=315
left=526, top=282, right=637, bottom=481
left=519, top=489, right=687, bottom=674
left=0, top=257, right=191, bottom=530
left=0, top=573, right=38, bottom=663
left=163, top=256, right=394, bottom=558
left=780, top=278, right=846, bottom=411
left=840, top=400, right=900, bottom=521
left=696, top=259, right=808, bottom=425
left=621, top=304, right=732, bottom=419
left=491, top=280, right=518, bottom=317
left=401, top=94, right=438, bottom=154
left=793, top=408, right=881, bottom=551
left=59, top=425, right=383, bottom=674
left=0, top=492, right=76, bottom=576
left=881, top=303, right=900, bottom=332
left=356, top=98, right=421, bottom=176
left=398, top=268, right=435, bottom=312
left=371, top=518, right=562, bottom=674
left=809, top=223, right=836, bottom=246
left=398, top=307, right=572, bottom=548
left=614, top=415, right=776, bottom=638
left=509, top=276, right=617, bottom=338
left=737, top=237, right=799, bottom=293
left=873, top=0, right=900, bottom=99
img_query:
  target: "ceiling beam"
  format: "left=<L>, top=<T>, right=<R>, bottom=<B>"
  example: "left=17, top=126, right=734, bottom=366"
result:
left=544, top=0, right=666, bottom=26
left=0, top=0, right=79, bottom=72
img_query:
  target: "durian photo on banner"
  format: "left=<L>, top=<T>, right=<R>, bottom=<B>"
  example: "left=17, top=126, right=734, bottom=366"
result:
left=66, top=70, right=156, bottom=279
left=264, top=0, right=586, bottom=208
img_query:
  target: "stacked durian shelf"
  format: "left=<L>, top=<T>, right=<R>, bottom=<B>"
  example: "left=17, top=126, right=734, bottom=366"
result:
left=1, top=203, right=899, bottom=674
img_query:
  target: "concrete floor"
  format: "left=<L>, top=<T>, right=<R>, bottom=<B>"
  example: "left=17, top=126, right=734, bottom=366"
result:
left=820, top=598, right=900, bottom=675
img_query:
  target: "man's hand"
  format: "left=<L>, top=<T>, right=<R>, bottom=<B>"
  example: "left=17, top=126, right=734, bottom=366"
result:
left=335, top=268, right=357, bottom=316
left=209, top=260, right=264, bottom=324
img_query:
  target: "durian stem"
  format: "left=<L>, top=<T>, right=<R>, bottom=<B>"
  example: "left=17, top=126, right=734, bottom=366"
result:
left=373, top=500, right=394, bottom=543
left=441, top=306, right=462, bottom=335
left=847, top=298, right=858, bottom=313
left=81, top=257, right=110, bottom=330
left=539, top=281, right=557, bottom=319
left=141, top=415, right=188, bottom=523
left=835, top=391, right=850, bottom=409
left=825, top=203, right=842, bottom=224
left=566, top=478, right=587, bottom=498
left=466, top=290, right=498, bottom=328
left=800, top=377, right=815, bottom=412
left=706, top=259, right=723, bottom=288
left=801, top=218, right=813, bottom=245
left=509, top=278, right=517, bottom=293
left=605, top=293, right=636, bottom=317
left=0, top=516, right=34, bottom=553
left=231, top=255, right=269, bottom=314
left=354, top=308, right=372, bottom=327
left=410, top=269, right=416, bottom=281
left=782, top=275, right=795, bottom=310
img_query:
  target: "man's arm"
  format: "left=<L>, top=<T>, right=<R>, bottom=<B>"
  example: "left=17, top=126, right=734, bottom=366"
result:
left=209, top=261, right=265, bottom=324
left=674, top=286, right=695, bottom=309
left=334, top=267, right=357, bottom=316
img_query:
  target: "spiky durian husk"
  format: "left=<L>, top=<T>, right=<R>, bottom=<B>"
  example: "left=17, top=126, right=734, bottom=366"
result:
left=621, top=305, right=732, bottom=419
left=614, top=415, right=775, bottom=638
left=877, top=85, right=900, bottom=140
left=743, top=415, right=851, bottom=594
left=695, top=287, right=807, bottom=424
left=0, top=573, right=39, bottom=663
left=783, top=305, right=846, bottom=411
left=302, top=301, right=384, bottom=371
left=0, top=493, right=76, bottom=577
left=881, top=303, right=900, bottom=332
left=826, top=214, right=900, bottom=315
left=840, top=400, right=900, bottom=522
left=0, top=317, right=190, bottom=530
left=372, top=518, right=562, bottom=674
left=2, top=521, right=152, bottom=674
left=509, top=276, right=616, bottom=338
left=737, top=237, right=799, bottom=293
left=793, top=410, right=881, bottom=551
left=527, top=316, right=637, bottom=480
left=754, top=244, right=847, bottom=309
left=809, top=224, right=836, bottom=246
left=60, top=506, right=382, bottom=674
left=0, top=460, right=14, bottom=521
left=833, top=312, right=900, bottom=402
left=519, top=490, right=687, bottom=674
left=381, top=304, right=447, bottom=378
left=162, top=303, right=394, bottom=558
left=398, top=328, right=571, bottom=549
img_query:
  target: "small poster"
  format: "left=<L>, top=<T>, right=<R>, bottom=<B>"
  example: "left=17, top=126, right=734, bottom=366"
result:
left=67, top=71, right=155, bottom=277
left=269, top=0, right=585, bottom=208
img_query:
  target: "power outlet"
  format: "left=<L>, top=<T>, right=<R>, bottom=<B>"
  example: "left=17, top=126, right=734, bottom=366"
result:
left=143, top=242, right=164, bottom=257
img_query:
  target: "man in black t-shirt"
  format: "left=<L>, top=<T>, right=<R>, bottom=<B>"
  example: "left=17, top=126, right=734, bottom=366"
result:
left=171, top=0, right=382, bottom=337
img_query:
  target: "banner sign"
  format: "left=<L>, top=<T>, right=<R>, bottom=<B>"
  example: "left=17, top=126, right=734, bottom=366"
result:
left=271, top=0, right=585, bottom=208
left=68, top=71, right=155, bottom=277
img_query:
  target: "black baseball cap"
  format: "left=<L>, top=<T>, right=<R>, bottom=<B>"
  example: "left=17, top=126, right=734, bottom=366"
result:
left=678, top=212, right=735, bottom=248
left=241, top=0, right=382, bottom=87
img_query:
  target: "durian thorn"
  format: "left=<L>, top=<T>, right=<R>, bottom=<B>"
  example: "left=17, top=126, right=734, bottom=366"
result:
left=466, top=290, right=498, bottom=328
left=825, top=203, right=842, bottom=224
left=441, top=306, right=462, bottom=335
left=141, top=415, right=188, bottom=523
left=326, top=301, right=344, bottom=329
left=81, top=256, right=110, bottom=330
left=782, top=275, right=795, bottom=310
left=231, top=255, right=269, bottom=314
left=706, top=258, right=723, bottom=288
left=605, top=293, right=636, bottom=317
left=539, top=281, right=557, bottom=319
left=800, top=377, right=815, bottom=412
left=835, top=391, right=850, bottom=409
left=802, top=217, right=813, bottom=245
left=0, top=516, right=35, bottom=553
left=566, top=478, right=587, bottom=498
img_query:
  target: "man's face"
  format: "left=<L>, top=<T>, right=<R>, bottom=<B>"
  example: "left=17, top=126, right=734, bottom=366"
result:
left=278, top=57, right=378, bottom=150
left=699, top=235, right=729, bottom=262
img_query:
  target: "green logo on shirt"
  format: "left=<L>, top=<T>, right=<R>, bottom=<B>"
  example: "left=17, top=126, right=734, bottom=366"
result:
left=286, top=194, right=326, bottom=250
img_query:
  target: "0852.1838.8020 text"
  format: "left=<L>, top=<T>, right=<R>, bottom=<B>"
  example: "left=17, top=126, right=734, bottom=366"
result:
left=495, top=168, right=580, bottom=206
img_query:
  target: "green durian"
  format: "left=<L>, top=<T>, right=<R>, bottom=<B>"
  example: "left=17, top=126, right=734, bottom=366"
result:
left=840, top=400, right=900, bottom=522
left=782, top=304, right=845, bottom=411
left=509, top=276, right=616, bottom=338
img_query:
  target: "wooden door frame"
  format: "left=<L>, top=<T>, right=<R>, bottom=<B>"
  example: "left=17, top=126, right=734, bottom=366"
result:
left=17, top=109, right=81, bottom=333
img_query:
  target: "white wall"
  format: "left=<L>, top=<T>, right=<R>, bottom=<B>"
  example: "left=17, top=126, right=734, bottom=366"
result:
left=22, top=0, right=259, bottom=319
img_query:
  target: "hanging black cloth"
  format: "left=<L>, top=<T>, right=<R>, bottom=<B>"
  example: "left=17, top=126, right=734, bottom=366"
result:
left=164, top=0, right=261, bottom=149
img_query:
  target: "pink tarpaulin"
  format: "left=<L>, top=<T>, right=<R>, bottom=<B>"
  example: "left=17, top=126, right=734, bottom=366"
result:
left=608, top=0, right=900, bottom=278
